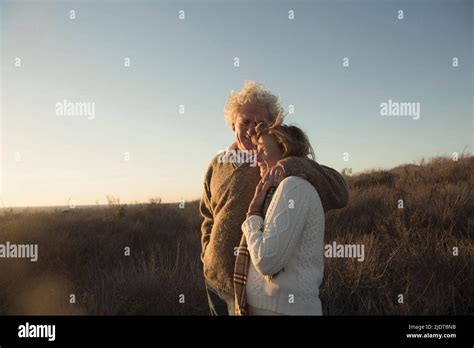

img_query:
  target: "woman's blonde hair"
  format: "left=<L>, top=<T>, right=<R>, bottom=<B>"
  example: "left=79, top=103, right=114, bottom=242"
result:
left=224, top=81, right=285, bottom=128
left=253, top=116, right=315, bottom=160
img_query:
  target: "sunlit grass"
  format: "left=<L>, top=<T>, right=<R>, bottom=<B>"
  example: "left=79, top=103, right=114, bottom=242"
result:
left=0, top=155, right=472, bottom=315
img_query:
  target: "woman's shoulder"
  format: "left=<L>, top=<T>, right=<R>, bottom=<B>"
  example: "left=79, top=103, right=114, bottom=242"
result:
left=276, top=176, right=315, bottom=195
left=273, top=176, right=324, bottom=218
left=279, top=175, right=314, bottom=190
left=272, top=176, right=324, bottom=218
left=278, top=176, right=322, bottom=203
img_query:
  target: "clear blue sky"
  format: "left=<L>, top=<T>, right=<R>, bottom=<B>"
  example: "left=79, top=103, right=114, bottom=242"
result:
left=1, top=0, right=472, bottom=207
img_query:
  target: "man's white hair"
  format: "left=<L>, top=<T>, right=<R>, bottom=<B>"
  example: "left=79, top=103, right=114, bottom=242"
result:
left=224, top=80, right=285, bottom=129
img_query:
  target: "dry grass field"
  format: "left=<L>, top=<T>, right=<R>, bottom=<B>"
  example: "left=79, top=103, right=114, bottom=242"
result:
left=0, top=155, right=472, bottom=315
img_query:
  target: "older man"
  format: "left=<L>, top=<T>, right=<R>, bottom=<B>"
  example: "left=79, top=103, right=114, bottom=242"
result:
left=200, top=81, right=349, bottom=315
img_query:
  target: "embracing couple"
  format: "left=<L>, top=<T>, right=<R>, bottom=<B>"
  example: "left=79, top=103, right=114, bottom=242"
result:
left=200, top=81, right=349, bottom=316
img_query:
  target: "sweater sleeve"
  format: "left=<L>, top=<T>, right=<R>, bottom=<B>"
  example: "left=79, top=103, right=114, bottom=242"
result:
left=242, top=177, right=310, bottom=277
left=199, top=160, right=214, bottom=264
left=278, top=157, right=349, bottom=212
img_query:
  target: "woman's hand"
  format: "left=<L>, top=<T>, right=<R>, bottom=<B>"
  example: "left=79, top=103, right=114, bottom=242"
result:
left=247, top=166, right=285, bottom=215
left=267, top=163, right=285, bottom=185
left=248, top=174, right=271, bottom=215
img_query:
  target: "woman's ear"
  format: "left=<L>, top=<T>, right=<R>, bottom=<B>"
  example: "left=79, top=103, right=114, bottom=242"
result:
left=231, top=122, right=235, bottom=132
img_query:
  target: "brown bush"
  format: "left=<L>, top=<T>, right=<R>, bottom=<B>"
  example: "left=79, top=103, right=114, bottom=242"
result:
left=0, top=155, right=472, bottom=315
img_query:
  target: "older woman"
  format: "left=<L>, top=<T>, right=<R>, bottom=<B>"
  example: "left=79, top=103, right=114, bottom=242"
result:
left=236, top=118, right=325, bottom=315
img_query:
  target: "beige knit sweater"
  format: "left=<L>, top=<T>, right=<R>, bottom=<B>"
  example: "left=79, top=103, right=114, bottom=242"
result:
left=200, top=149, right=349, bottom=293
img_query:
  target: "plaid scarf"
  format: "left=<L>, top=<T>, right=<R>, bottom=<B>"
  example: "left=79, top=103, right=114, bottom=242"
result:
left=234, top=187, right=276, bottom=316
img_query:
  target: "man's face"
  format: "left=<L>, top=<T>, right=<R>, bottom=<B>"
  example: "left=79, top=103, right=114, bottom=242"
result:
left=233, top=102, right=270, bottom=152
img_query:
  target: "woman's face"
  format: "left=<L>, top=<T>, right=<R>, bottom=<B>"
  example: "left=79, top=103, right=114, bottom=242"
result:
left=256, top=134, right=284, bottom=177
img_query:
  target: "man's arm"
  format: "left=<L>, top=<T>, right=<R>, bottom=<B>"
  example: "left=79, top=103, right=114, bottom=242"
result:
left=199, top=163, right=214, bottom=263
left=278, top=157, right=349, bottom=212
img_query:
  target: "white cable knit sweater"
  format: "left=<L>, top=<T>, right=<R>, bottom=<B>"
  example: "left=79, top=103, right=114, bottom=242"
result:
left=242, top=176, right=325, bottom=315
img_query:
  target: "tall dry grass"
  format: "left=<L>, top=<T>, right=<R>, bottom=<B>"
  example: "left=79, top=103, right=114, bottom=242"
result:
left=0, top=155, right=472, bottom=315
left=322, top=155, right=473, bottom=315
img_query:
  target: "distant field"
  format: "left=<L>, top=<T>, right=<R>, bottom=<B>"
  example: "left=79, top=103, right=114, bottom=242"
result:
left=0, top=156, right=472, bottom=315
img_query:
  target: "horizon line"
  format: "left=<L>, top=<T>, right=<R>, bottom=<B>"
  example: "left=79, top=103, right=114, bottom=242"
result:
left=0, top=152, right=472, bottom=209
